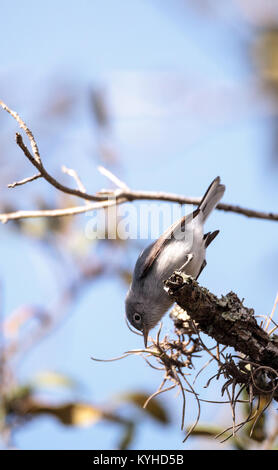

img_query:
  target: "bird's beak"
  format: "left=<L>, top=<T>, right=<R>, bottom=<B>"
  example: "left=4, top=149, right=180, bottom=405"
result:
left=143, top=327, right=149, bottom=348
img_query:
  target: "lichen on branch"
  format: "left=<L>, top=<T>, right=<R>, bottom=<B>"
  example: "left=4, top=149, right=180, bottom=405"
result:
left=164, top=272, right=278, bottom=400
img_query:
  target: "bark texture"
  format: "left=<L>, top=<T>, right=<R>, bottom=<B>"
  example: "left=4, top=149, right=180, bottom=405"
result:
left=164, top=272, right=278, bottom=371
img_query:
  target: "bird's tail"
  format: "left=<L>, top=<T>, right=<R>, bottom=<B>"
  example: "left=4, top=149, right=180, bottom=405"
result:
left=198, top=177, right=225, bottom=222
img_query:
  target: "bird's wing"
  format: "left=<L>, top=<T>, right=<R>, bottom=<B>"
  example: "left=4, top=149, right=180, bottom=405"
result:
left=135, top=176, right=225, bottom=280
left=136, top=208, right=199, bottom=279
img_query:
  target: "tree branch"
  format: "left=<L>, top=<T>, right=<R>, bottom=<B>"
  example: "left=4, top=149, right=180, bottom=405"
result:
left=0, top=100, right=41, bottom=163
left=14, top=133, right=102, bottom=202
left=1, top=100, right=278, bottom=223
left=7, top=173, right=41, bottom=188
left=0, top=198, right=125, bottom=224
left=164, top=272, right=278, bottom=372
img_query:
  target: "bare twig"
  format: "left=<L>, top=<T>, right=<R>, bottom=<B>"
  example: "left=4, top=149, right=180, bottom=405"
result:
left=62, top=165, right=87, bottom=193
left=0, top=198, right=125, bottom=224
left=0, top=101, right=278, bottom=223
left=14, top=133, right=102, bottom=202
left=7, top=173, right=42, bottom=188
left=98, top=165, right=129, bottom=190
left=0, top=100, right=41, bottom=163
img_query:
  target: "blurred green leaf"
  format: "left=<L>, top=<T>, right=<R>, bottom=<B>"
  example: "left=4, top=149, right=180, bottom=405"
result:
left=29, top=402, right=103, bottom=428
left=117, top=392, right=170, bottom=424
left=186, top=424, right=223, bottom=437
left=244, top=396, right=268, bottom=443
left=5, top=385, right=33, bottom=403
left=118, top=422, right=135, bottom=450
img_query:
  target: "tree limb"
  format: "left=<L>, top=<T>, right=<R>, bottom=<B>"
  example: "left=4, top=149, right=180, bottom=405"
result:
left=1, top=100, right=278, bottom=223
left=164, top=272, right=278, bottom=375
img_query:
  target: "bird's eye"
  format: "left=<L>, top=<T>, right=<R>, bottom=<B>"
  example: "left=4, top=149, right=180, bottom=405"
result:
left=133, top=313, right=141, bottom=324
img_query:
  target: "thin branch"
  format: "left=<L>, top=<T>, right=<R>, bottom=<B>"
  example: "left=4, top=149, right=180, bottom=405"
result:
left=98, top=165, right=129, bottom=190
left=14, top=133, right=102, bottom=202
left=2, top=173, right=278, bottom=224
left=1, top=101, right=278, bottom=223
left=62, top=165, right=87, bottom=193
left=98, top=186, right=278, bottom=222
left=7, top=173, right=42, bottom=188
left=0, top=198, right=125, bottom=224
left=0, top=100, right=41, bottom=163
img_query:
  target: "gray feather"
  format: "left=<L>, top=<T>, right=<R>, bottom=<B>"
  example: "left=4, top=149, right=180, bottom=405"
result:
left=198, top=176, right=225, bottom=222
left=125, top=177, right=226, bottom=338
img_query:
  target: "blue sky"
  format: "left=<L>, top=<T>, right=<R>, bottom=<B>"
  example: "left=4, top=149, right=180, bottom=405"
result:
left=0, top=0, right=277, bottom=450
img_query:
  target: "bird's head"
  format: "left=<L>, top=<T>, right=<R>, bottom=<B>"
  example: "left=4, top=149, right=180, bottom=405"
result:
left=125, top=288, right=168, bottom=347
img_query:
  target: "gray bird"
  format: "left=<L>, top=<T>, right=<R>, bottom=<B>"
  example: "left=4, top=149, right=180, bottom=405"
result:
left=125, top=177, right=225, bottom=347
